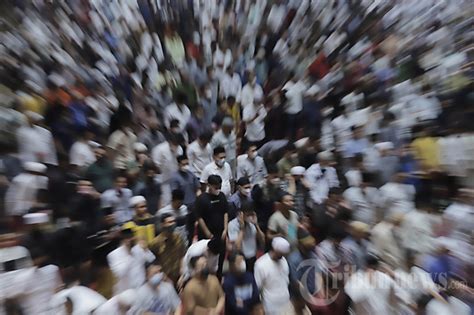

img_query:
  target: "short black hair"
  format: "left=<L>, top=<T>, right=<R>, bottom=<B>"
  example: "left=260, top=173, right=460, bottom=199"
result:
left=213, top=146, right=226, bottom=156
left=241, top=201, right=255, bottom=213
left=227, top=250, right=244, bottom=265
left=227, top=95, right=236, bottom=103
left=366, top=254, right=379, bottom=268
left=171, top=189, right=185, bottom=201
left=160, top=212, right=175, bottom=223
left=198, top=130, right=213, bottom=142
left=236, top=177, right=250, bottom=186
left=207, top=174, right=222, bottom=186
left=266, top=163, right=279, bottom=175
left=207, top=237, right=224, bottom=254
left=177, top=155, right=188, bottom=164
left=278, top=191, right=292, bottom=202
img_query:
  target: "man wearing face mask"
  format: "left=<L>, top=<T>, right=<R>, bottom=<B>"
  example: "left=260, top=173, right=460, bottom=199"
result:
left=195, top=175, right=229, bottom=277
left=210, top=118, right=237, bottom=175
left=157, top=189, right=189, bottom=245
left=229, top=177, right=253, bottom=220
left=107, top=228, right=155, bottom=294
left=130, top=261, right=182, bottom=315
left=237, top=145, right=268, bottom=187
left=254, top=237, right=292, bottom=315
left=182, top=255, right=225, bottom=315
left=241, top=71, right=264, bottom=109
left=201, top=146, right=234, bottom=196
left=223, top=252, right=261, bottom=315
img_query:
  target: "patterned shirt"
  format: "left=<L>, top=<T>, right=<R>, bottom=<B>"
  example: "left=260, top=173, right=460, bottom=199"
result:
left=149, top=232, right=186, bottom=283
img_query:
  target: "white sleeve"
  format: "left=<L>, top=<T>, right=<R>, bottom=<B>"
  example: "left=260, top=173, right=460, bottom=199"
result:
left=254, top=262, right=265, bottom=291
left=131, top=245, right=156, bottom=264
left=200, top=165, right=210, bottom=184
left=107, top=252, right=133, bottom=278
left=227, top=220, right=240, bottom=241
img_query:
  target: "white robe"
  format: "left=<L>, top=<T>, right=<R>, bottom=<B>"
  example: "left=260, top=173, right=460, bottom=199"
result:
left=16, top=125, right=58, bottom=165
left=107, top=245, right=155, bottom=294
left=5, top=173, right=48, bottom=216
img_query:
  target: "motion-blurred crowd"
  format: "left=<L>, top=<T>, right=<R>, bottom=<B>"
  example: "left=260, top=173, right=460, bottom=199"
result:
left=0, top=0, right=473, bottom=314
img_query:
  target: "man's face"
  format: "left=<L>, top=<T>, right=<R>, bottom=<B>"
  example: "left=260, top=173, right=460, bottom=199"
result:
left=135, top=201, right=147, bottom=216
left=194, top=256, right=208, bottom=274
left=77, top=180, right=93, bottom=194
left=162, top=216, right=176, bottom=230
left=239, top=183, right=252, bottom=196
left=247, top=146, right=257, bottom=160
left=222, top=125, right=232, bottom=134
left=214, top=153, right=226, bottom=164
left=179, top=159, right=189, bottom=171
left=171, top=199, right=183, bottom=209
left=281, top=195, right=294, bottom=210
left=115, top=177, right=127, bottom=189
left=209, top=183, right=222, bottom=195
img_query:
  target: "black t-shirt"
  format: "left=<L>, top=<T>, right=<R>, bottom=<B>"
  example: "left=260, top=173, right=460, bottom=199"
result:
left=195, top=192, right=228, bottom=237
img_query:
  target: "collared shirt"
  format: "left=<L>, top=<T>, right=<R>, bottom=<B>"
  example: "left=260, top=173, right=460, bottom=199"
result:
left=152, top=142, right=184, bottom=183
left=16, top=124, right=58, bottom=165
left=343, top=186, right=380, bottom=225
left=169, top=170, right=200, bottom=206
left=283, top=80, right=307, bottom=114
left=101, top=188, right=133, bottom=223
left=304, top=164, right=340, bottom=205
left=201, top=161, right=234, bottom=197
left=243, top=104, right=266, bottom=142
left=5, top=172, right=48, bottom=216
left=236, top=154, right=267, bottom=186
left=210, top=130, right=237, bottom=161
left=228, top=217, right=258, bottom=258
left=107, top=244, right=155, bottom=294
left=187, top=140, right=213, bottom=179
left=219, top=72, right=242, bottom=101
left=164, top=102, right=191, bottom=132
left=241, top=83, right=263, bottom=108
left=107, top=128, right=137, bottom=169
left=149, top=232, right=186, bottom=283
left=157, top=204, right=189, bottom=244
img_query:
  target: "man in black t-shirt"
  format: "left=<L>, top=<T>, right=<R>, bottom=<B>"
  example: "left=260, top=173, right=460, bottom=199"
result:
left=195, top=174, right=229, bottom=277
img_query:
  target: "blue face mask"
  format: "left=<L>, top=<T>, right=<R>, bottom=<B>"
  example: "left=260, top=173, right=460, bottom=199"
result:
left=149, top=272, right=163, bottom=287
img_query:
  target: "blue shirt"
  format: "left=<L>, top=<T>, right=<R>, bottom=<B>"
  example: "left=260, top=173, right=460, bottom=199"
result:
left=223, top=272, right=260, bottom=315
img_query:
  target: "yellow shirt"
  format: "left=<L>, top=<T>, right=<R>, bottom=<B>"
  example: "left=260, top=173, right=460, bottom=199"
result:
left=411, top=137, right=440, bottom=170
left=123, top=216, right=156, bottom=245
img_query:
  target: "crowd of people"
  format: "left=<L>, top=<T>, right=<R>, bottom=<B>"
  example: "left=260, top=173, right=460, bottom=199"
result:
left=0, top=0, right=473, bottom=314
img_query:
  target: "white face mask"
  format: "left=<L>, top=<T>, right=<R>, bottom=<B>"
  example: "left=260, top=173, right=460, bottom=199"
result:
left=211, top=189, right=221, bottom=196
left=248, top=151, right=257, bottom=159
left=216, top=158, right=225, bottom=167
left=181, top=165, right=190, bottom=172
left=237, top=260, right=246, bottom=273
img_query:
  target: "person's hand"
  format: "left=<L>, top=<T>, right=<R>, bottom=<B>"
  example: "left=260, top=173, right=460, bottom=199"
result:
left=250, top=213, right=258, bottom=226
left=238, top=212, right=245, bottom=227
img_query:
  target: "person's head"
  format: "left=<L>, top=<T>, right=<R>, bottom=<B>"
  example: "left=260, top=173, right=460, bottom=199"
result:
left=143, top=160, right=157, bottom=180
left=279, top=192, right=294, bottom=212
left=213, top=146, right=226, bottom=167
left=169, top=120, right=181, bottom=135
left=266, top=164, right=281, bottom=186
left=160, top=213, right=176, bottom=234
left=207, top=237, right=224, bottom=256
left=177, top=155, right=190, bottom=172
left=171, top=189, right=184, bottom=209
left=328, top=224, right=346, bottom=246
left=360, top=172, right=373, bottom=189
left=241, top=201, right=257, bottom=222
left=290, top=166, right=305, bottom=181
left=365, top=254, right=379, bottom=270
left=114, top=174, right=127, bottom=189
left=221, top=117, right=234, bottom=134
left=246, top=145, right=258, bottom=160
left=121, top=228, right=135, bottom=248
left=283, top=143, right=297, bottom=159
left=227, top=95, right=236, bottom=106
left=270, top=237, right=291, bottom=260
left=175, top=91, right=187, bottom=106
left=198, top=131, right=213, bottom=147
left=190, top=255, right=209, bottom=279
left=228, top=251, right=246, bottom=274
left=297, top=228, right=316, bottom=255
left=317, top=151, right=333, bottom=167
left=207, top=175, right=223, bottom=196
left=77, top=179, right=93, bottom=194
left=130, top=195, right=147, bottom=217
left=94, top=146, right=106, bottom=161
left=146, top=261, right=164, bottom=287
left=236, top=177, right=251, bottom=197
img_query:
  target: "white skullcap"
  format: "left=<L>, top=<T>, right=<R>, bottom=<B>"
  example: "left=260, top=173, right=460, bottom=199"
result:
left=24, top=162, right=47, bottom=173
left=317, top=150, right=333, bottom=161
left=272, top=237, right=291, bottom=254
left=374, top=142, right=394, bottom=151
left=25, top=110, right=44, bottom=122
left=116, top=289, right=137, bottom=306
left=305, top=84, right=321, bottom=97
left=290, top=166, right=306, bottom=176
left=133, top=142, right=148, bottom=152
left=23, top=213, right=49, bottom=225
left=130, top=195, right=146, bottom=208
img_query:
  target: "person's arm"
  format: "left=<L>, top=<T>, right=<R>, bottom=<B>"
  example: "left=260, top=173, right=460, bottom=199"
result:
left=213, top=280, right=226, bottom=315
left=196, top=198, right=213, bottom=238
left=182, top=286, right=196, bottom=315
left=254, top=215, right=265, bottom=246
left=222, top=212, right=229, bottom=241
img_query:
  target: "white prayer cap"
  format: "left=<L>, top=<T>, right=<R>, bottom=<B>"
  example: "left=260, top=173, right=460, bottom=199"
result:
left=116, top=289, right=137, bottom=306
left=305, top=84, right=321, bottom=97
left=133, top=142, right=148, bottom=152
left=24, top=161, right=47, bottom=173
left=130, top=195, right=146, bottom=208
left=317, top=150, right=333, bottom=161
left=374, top=142, right=394, bottom=151
left=291, top=166, right=306, bottom=176
left=25, top=110, right=44, bottom=122
left=23, top=213, right=49, bottom=225
left=272, top=237, right=291, bottom=254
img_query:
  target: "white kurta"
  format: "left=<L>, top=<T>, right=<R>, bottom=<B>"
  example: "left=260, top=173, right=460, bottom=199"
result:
left=152, top=142, right=184, bottom=205
left=69, top=141, right=96, bottom=167
left=107, top=245, right=155, bottom=294
left=187, top=141, right=213, bottom=179
left=16, top=125, right=58, bottom=165
left=5, top=173, right=48, bottom=216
